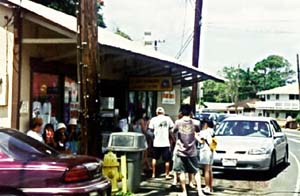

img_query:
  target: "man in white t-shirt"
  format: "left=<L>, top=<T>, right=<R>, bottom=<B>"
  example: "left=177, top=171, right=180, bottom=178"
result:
left=27, top=117, right=44, bottom=143
left=148, top=107, right=174, bottom=179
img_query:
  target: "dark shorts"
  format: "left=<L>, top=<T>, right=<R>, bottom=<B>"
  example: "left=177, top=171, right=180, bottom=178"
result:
left=173, top=154, right=199, bottom=174
left=153, top=147, right=171, bottom=161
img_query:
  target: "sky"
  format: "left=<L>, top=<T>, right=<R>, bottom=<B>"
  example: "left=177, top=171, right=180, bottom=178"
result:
left=103, top=0, right=300, bottom=76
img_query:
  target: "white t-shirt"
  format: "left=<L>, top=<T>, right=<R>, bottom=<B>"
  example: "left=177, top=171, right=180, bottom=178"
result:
left=149, top=115, right=174, bottom=147
left=198, top=128, right=213, bottom=151
left=27, top=130, right=44, bottom=143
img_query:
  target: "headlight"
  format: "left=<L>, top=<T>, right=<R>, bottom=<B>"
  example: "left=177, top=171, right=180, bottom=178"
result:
left=248, top=147, right=271, bottom=155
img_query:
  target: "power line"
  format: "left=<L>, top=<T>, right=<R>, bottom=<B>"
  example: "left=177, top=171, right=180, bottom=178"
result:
left=188, top=0, right=195, bottom=8
left=175, top=0, right=195, bottom=59
left=180, top=0, right=188, bottom=50
left=175, top=30, right=194, bottom=59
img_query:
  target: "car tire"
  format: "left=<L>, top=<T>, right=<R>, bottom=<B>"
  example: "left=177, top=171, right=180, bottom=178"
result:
left=269, top=152, right=277, bottom=171
left=283, top=146, right=289, bottom=165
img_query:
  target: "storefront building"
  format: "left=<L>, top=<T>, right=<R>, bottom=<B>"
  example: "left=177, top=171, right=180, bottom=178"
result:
left=1, top=0, right=223, bottom=135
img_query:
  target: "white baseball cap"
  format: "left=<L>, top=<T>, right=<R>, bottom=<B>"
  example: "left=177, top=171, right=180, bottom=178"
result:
left=156, top=107, right=165, bottom=114
left=69, top=118, right=78, bottom=126
left=56, top=123, right=66, bottom=131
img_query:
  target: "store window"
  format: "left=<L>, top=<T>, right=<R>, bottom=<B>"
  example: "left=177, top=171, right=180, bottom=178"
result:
left=128, top=91, right=156, bottom=120
left=64, top=77, right=79, bottom=123
left=32, top=73, right=79, bottom=126
left=32, top=73, right=61, bottom=125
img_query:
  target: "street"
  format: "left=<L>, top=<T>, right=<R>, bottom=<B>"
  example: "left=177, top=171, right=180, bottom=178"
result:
left=137, top=129, right=300, bottom=196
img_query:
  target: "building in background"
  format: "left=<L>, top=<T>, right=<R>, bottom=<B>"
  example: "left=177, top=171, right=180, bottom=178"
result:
left=256, top=83, right=300, bottom=119
left=227, top=99, right=258, bottom=116
left=201, top=102, right=235, bottom=113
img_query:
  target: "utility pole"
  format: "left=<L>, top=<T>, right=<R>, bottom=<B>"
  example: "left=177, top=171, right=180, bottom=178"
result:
left=235, top=65, right=240, bottom=114
left=297, top=54, right=300, bottom=111
left=77, top=0, right=100, bottom=156
left=190, top=0, right=203, bottom=113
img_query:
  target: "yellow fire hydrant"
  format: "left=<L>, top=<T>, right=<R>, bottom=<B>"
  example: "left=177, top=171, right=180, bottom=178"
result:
left=102, top=151, right=122, bottom=192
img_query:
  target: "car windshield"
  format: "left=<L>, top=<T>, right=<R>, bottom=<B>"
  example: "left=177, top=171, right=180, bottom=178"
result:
left=215, top=120, right=271, bottom=138
left=0, top=130, right=60, bottom=161
left=217, top=114, right=227, bottom=123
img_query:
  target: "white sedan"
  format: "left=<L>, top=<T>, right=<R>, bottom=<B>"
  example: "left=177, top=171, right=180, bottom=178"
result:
left=213, top=116, right=288, bottom=171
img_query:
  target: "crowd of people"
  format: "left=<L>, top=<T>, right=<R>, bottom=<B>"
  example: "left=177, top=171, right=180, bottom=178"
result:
left=135, top=105, right=215, bottom=196
left=27, top=117, right=80, bottom=154
left=27, top=104, right=214, bottom=196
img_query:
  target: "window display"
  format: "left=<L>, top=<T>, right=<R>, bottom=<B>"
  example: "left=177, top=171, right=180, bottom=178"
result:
left=128, top=91, right=156, bottom=120
left=64, top=77, right=79, bottom=124
left=32, top=73, right=79, bottom=128
left=32, top=73, right=60, bottom=126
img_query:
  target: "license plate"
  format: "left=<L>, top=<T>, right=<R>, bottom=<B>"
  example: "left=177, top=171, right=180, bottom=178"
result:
left=100, top=191, right=108, bottom=196
left=222, top=158, right=237, bottom=166
left=89, top=192, right=99, bottom=196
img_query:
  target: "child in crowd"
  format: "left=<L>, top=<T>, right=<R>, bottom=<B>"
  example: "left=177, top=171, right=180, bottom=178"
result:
left=198, top=118, right=215, bottom=194
left=42, top=123, right=56, bottom=148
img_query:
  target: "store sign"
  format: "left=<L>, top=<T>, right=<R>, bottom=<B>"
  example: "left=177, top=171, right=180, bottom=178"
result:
left=162, top=90, right=176, bottom=105
left=129, top=77, right=172, bottom=91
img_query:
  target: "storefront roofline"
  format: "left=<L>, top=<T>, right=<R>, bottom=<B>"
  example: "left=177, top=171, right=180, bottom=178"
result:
left=102, top=45, right=224, bottom=86
left=6, top=0, right=225, bottom=85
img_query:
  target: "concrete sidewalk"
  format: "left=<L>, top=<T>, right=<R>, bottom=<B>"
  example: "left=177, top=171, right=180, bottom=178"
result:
left=136, top=174, right=199, bottom=196
left=135, top=171, right=260, bottom=196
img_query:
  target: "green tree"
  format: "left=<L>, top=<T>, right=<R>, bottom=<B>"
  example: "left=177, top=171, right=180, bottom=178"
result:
left=115, top=28, right=132, bottom=40
left=238, top=68, right=257, bottom=100
left=253, top=55, right=294, bottom=91
left=202, top=55, right=295, bottom=103
left=202, top=80, right=230, bottom=102
left=181, top=87, right=191, bottom=103
left=31, top=0, right=106, bottom=28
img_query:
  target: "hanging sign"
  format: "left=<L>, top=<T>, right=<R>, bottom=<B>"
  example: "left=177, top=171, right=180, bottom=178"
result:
left=162, top=90, right=176, bottom=104
left=129, top=77, right=172, bottom=91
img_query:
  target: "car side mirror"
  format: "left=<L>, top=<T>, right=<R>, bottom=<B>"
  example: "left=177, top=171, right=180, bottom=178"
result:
left=273, top=132, right=284, bottom=138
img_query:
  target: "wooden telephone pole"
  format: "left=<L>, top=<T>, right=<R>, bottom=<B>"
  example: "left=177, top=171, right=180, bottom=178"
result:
left=77, top=0, right=101, bottom=156
left=297, top=54, right=300, bottom=112
left=190, top=0, right=203, bottom=113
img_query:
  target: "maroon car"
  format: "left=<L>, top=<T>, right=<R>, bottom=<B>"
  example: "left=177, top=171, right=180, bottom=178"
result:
left=0, top=129, right=111, bottom=196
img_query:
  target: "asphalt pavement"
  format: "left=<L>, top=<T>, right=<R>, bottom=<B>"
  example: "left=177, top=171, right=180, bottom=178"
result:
left=136, top=129, right=300, bottom=196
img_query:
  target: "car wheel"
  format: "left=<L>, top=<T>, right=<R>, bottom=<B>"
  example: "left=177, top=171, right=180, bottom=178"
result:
left=283, top=146, right=289, bottom=165
left=269, top=152, right=277, bottom=171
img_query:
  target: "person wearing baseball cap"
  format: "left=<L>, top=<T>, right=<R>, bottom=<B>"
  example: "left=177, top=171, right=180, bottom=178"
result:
left=156, top=107, right=165, bottom=114
left=148, top=107, right=174, bottom=179
left=54, top=123, right=68, bottom=153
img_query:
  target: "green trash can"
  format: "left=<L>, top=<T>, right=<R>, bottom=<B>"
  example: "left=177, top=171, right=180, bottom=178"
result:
left=108, top=132, right=147, bottom=193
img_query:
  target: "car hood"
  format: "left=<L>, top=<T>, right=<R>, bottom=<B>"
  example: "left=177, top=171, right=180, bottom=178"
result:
left=215, top=136, right=273, bottom=153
